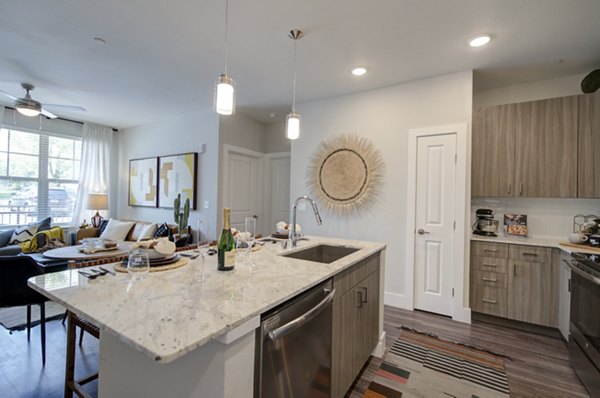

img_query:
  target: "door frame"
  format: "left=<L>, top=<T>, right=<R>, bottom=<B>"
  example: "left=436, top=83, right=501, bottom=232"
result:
left=405, top=123, right=470, bottom=323
left=221, top=144, right=265, bottom=234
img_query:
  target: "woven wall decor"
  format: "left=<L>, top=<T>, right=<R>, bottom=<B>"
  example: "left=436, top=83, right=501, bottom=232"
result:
left=308, top=134, right=384, bottom=214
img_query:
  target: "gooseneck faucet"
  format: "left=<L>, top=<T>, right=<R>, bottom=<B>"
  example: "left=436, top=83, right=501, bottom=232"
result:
left=291, top=196, right=322, bottom=247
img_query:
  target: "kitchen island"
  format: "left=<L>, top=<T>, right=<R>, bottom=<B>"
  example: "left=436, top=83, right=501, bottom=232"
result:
left=28, top=236, right=386, bottom=398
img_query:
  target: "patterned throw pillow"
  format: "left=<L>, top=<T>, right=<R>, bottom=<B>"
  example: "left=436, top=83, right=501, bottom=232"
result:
left=153, top=222, right=170, bottom=238
left=9, top=224, right=38, bottom=245
left=98, top=219, right=110, bottom=236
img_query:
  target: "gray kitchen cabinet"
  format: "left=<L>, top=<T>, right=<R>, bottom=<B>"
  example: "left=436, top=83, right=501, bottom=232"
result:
left=578, top=91, right=600, bottom=198
left=331, top=253, right=380, bottom=398
left=471, top=104, right=516, bottom=197
left=470, top=241, right=559, bottom=327
left=514, top=96, right=578, bottom=198
left=558, top=251, right=572, bottom=340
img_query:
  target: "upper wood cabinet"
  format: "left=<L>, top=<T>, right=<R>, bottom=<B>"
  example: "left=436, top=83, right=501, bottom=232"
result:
left=472, top=95, right=580, bottom=198
left=578, top=91, right=600, bottom=198
left=515, top=96, right=578, bottom=197
left=471, top=104, right=516, bottom=197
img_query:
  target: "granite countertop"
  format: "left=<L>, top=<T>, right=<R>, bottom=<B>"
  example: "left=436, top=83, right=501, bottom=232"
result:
left=28, top=236, right=385, bottom=363
left=471, top=234, right=599, bottom=254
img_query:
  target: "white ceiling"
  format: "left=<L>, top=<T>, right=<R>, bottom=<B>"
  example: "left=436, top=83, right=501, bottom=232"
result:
left=0, top=0, right=599, bottom=128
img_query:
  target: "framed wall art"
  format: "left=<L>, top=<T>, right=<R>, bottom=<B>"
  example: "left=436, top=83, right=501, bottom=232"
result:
left=128, top=157, right=158, bottom=207
left=158, top=152, right=198, bottom=209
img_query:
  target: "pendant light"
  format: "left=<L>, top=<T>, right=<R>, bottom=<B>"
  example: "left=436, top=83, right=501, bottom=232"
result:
left=286, top=29, right=303, bottom=140
left=214, top=0, right=235, bottom=115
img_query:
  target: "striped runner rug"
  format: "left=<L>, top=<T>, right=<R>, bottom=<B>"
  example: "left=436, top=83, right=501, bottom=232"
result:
left=364, top=329, right=510, bottom=397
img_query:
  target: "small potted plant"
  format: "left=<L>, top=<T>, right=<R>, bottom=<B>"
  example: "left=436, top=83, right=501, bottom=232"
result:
left=172, top=193, right=191, bottom=247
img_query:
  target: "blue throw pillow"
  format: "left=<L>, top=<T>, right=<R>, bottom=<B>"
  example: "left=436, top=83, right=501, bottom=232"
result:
left=0, top=229, right=14, bottom=247
left=153, top=222, right=170, bottom=238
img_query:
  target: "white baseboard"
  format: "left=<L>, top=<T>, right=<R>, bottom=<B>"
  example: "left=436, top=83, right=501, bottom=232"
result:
left=372, top=331, right=386, bottom=358
left=452, top=307, right=471, bottom=324
left=384, top=291, right=412, bottom=310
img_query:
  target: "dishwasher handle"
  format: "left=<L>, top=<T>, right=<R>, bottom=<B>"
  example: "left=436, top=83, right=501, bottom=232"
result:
left=267, top=288, right=335, bottom=341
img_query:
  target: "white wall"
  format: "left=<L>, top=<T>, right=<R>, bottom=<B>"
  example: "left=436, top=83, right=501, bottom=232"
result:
left=264, top=122, right=290, bottom=153
left=117, top=109, right=220, bottom=239
left=290, top=70, right=473, bottom=309
left=219, top=114, right=266, bottom=153
left=473, top=72, right=600, bottom=239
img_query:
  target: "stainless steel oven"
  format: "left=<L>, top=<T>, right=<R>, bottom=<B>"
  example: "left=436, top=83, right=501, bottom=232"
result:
left=255, top=279, right=335, bottom=398
left=569, top=252, right=600, bottom=397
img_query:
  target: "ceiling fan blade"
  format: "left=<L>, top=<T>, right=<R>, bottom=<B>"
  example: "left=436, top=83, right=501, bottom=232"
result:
left=40, top=108, right=58, bottom=119
left=0, top=90, right=18, bottom=101
left=43, top=104, right=86, bottom=112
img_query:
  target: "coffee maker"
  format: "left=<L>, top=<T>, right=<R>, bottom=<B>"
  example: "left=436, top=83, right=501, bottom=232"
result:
left=473, top=208, right=499, bottom=237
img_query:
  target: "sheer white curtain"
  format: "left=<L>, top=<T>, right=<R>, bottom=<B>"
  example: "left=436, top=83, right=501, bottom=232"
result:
left=72, top=123, right=113, bottom=227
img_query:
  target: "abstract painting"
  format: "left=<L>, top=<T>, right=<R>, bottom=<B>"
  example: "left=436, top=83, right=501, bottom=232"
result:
left=129, top=157, right=158, bottom=207
left=158, top=152, right=197, bottom=209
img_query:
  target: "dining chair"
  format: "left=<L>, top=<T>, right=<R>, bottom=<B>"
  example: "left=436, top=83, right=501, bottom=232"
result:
left=0, top=255, right=49, bottom=365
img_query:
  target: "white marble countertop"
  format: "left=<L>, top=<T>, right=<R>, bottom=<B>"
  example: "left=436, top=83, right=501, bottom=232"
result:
left=28, top=236, right=385, bottom=363
left=471, top=234, right=599, bottom=254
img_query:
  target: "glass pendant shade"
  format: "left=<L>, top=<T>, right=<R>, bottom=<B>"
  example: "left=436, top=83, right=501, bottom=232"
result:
left=286, top=112, right=301, bottom=140
left=214, top=74, right=236, bottom=115
left=16, top=106, right=41, bottom=117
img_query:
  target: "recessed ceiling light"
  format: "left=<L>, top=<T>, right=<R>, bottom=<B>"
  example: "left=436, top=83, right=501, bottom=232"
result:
left=468, top=35, right=491, bottom=47
left=351, top=67, right=367, bottom=77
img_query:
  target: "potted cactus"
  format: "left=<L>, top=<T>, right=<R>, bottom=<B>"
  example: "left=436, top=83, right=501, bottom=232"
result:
left=173, top=193, right=191, bottom=247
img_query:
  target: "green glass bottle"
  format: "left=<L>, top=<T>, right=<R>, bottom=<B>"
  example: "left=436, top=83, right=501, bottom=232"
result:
left=217, top=208, right=235, bottom=271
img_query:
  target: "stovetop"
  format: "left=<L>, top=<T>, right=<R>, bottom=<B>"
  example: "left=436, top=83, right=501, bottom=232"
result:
left=571, top=252, right=600, bottom=274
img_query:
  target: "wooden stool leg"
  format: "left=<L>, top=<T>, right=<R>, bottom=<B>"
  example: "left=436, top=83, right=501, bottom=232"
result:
left=26, top=304, right=31, bottom=342
left=40, top=302, right=46, bottom=366
left=64, top=311, right=76, bottom=398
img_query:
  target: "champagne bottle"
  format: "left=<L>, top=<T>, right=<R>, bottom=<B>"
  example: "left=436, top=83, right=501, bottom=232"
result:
left=217, top=208, right=235, bottom=271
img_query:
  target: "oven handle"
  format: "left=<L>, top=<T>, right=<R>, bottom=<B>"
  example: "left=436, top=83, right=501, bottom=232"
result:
left=568, top=261, right=600, bottom=286
left=267, top=288, right=336, bottom=341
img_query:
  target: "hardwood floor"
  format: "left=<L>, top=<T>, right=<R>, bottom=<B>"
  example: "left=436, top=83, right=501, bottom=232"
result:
left=0, top=306, right=589, bottom=398
left=0, top=317, right=98, bottom=398
left=349, top=306, right=589, bottom=398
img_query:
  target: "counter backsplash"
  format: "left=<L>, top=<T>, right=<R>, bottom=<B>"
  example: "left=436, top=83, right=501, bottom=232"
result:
left=471, top=197, right=600, bottom=239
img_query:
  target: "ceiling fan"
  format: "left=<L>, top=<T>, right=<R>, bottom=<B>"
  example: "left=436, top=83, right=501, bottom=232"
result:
left=0, top=83, right=86, bottom=119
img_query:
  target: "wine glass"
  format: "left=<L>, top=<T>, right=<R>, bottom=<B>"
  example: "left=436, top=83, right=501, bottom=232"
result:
left=196, top=220, right=211, bottom=262
left=128, top=250, right=149, bottom=279
left=245, top=217, right=256, bottom=266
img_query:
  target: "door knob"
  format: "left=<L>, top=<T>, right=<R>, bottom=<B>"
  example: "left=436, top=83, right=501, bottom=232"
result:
left=417, top=228, right=430, bottom=235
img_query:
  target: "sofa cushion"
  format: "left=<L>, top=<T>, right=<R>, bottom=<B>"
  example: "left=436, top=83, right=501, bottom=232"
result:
left=0, top=245, right=22, bottom=255
left=136, top=223, right=158, bottom=242
left=9, top=224, right=38, bottom=245
left=153, top=222, right=170, bottom=238
left=99, top=219, right=135, bottom=241
left=127, top=222, right=153, bottom=241
left=36, top=217, right=52, bottom=233
left=97, top=219, right=110, bottom=236
left=0, top=229, right=14, bottom=247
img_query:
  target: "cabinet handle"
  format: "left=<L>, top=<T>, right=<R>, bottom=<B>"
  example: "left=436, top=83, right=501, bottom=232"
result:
left=482, top=298, right=497, bottom=304
left=482, top=262, right=497, bottom=267
left=507, top=182, right=511, bottom=195
left=519, top=183, right=523, bottom=196
left=482, top=277, right=497, bottom=282
left=568, top=278, right=571, bottom=293
left=513, top=264, right=517, bottom=276
left=522, top=252, right=538, bottom=257
left=357, top=291, right=363, bottom=308
left=483, top=248, right=498, bottom=253
left=361, top=287, right=368, bottom=303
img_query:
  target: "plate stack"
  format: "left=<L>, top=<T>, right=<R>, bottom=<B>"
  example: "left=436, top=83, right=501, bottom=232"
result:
left=122, top=253, right=181, bottom=267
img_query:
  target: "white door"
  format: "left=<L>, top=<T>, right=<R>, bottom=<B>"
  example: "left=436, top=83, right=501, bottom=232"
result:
left=225, top=151, right=261, bottom=233
left=267, top=155, right=291, bottom=236
left=413, top=133, right=456, bottom=316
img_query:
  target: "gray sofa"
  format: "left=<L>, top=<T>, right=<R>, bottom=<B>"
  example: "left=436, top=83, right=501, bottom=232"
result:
left=0, top=217, right=52, bottom=255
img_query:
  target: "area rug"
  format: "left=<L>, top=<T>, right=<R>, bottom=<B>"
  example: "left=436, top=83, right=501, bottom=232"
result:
left=0, top=302, right=65, bottom=332
left=364, top=328, right=510, bottom=397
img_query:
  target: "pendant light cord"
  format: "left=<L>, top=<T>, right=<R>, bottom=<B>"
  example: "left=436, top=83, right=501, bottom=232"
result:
left=291, top=38, right=297, bottom=112
left=224, top=0, right=229, bottom=76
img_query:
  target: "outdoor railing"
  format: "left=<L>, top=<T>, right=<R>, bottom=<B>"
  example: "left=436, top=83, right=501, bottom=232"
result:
left=0, top=204, right=74, bottom=226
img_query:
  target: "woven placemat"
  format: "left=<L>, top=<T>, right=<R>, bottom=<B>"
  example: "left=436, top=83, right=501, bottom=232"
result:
left=113, top=257, right=188, bottom=273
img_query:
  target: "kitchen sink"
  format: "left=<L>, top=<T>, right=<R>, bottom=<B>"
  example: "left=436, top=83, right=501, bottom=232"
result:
left=282, top=244, right=360, bottom=264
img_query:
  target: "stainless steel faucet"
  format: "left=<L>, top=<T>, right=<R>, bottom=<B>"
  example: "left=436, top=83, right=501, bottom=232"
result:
left=291, top=196, right=322, bottom=247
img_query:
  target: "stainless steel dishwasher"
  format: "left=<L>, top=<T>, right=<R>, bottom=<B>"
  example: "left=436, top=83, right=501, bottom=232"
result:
left=255, top=279, right=335, bottom=398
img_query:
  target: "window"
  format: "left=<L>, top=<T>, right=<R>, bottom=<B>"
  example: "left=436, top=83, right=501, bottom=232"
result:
left=0, top=127, right=81, bottom=226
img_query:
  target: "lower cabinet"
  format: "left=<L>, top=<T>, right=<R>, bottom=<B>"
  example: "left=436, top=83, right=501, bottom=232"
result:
left=470, top=241, right=559, bottom=327
left=331, top=253, right=380, bottom=398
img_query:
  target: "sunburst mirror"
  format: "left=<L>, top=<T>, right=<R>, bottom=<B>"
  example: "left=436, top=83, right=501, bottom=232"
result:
left=308, top=134, right=384, bottom=214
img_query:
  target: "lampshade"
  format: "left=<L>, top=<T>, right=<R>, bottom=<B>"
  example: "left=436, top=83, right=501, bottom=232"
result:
left=15, top=103, right=41, bottom=117
left=214, top=74, right=236, bottom=115
left=286, top=112, right=301, bottom=140
left=86, top=193, right=109, bottom=210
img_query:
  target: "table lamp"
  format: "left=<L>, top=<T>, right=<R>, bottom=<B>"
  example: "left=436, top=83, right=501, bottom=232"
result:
left=86, top=193, right=108, bottom=228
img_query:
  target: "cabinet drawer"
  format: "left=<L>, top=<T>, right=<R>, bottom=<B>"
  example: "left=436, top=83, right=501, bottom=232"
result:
left=471, top=241, right=508, bottom=258
left=509, top=245, right=552, bottom=264
left=472, top=270, right=508, bottom=289
left=333, top=252, right=380, bottom=297
left=471, top=256, right=508, bottom=273
left=471, top=285, right=507, bottom=318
